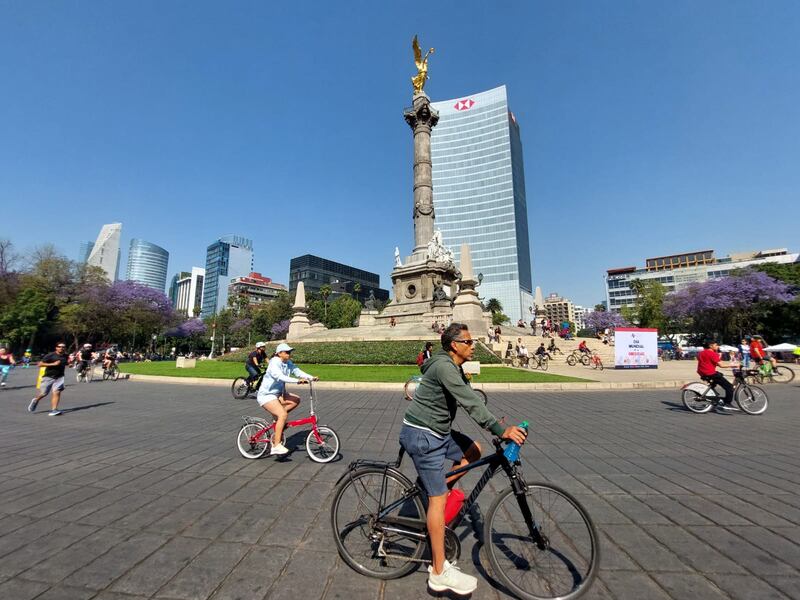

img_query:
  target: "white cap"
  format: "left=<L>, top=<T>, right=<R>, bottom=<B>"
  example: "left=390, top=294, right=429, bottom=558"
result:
left=83, top=343, right=92, bottom=348
left=275, top=343, right=294, bottom=353
left=255, top=341, right=266, bottom=348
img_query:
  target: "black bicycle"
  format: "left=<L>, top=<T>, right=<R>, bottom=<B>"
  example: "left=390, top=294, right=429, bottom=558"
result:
left=330, top=436, right=599, bottom=600
left=231, top=367, right=266, bottom=399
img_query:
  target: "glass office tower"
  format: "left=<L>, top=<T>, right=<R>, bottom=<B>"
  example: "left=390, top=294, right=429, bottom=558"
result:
left=201, top=235, right=253, bottom=317
left=87, top=223, right=122, bottom=282
left=126, top=239, right=169, bottom=291
left=430, top=85, right=533, bottom=322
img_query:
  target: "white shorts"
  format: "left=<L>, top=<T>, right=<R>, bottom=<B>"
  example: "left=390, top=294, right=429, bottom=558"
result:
left=257, top=393, right=280, bottom=407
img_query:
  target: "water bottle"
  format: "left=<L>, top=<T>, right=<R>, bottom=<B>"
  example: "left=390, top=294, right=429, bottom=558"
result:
left=503, top=421, right=529, bottom=463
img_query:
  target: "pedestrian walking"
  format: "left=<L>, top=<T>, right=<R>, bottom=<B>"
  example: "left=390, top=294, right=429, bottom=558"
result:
left=28, top=342, right=72, bottom=416
left=0, top=346, right=16, bottom=387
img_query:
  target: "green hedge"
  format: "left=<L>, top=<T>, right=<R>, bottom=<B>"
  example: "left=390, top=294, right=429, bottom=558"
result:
left=220, top=340, right=502, bottom=365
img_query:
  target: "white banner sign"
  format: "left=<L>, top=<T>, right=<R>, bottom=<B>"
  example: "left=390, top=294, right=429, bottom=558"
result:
left=614, top=328, right=658, bottom=369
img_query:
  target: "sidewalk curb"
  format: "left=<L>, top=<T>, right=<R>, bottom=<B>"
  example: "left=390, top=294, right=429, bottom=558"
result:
left=125, top=373, right=689, bottom=391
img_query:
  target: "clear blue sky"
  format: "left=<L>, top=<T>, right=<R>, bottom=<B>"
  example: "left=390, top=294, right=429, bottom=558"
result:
left=2, top=1, right=799, bottom=307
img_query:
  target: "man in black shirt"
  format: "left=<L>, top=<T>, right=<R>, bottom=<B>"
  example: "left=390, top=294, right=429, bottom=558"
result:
left=245, top=342, right=267, bottom=385
left=77, top=344, right=94, bottom=377
left=29, top=342, right=72, bottom=416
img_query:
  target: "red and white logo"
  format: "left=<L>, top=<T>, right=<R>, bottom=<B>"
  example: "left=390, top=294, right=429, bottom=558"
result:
left=454, top=98, right=475, bottom=111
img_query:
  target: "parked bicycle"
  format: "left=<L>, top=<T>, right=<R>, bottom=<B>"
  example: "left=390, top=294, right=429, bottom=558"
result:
left=681, top=368, right=768, bottom=415
left=236, top=382, right=339, bottom=462
left=589, top=353, right=603, bottom=371
left=404, top=374, right=488, bottom=404
left=566, top=349, right=590, bottom=366
left=330, top=432, right=599, bottom=600
left=231, top=366, right=266, bottom=399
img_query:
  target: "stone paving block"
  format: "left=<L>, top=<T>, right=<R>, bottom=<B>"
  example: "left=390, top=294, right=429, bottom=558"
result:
left=79, top=491, right=160, bottom=527
left=574, top=495, right=632, bottom=525
left=596, top=532, right=640, bottom=571
left=0, top=577, right=50, bottom=600
left=2, top=482, right=81, bottom=514
left=146, top=497, right=218, bottom=535
left=219, top=505, right=280, bottom=544
left=28, top=585, right=96, bottom=600
left=56, top=488, right=131, bottom=523
left=642, top=524, right=746, bottom=574
left=19, top=527, right=132, bottom=583
left=601, top=524, right=691, bottom=572
left=706, top=572, right=791, bottom=600
left=197, top=475, right=251, bottom=501
left=637, top=494, right=715, bottom=526
left=154, top=541, right=249, bottom=599
left=63, top=531, right=169, bottom=589
left=111, top=535, right=210, bottom=596
left=0, top=518, right=65, bottom=558
left=0, top=513, right=35, bottom=537
left=600, top=571, right=672, bottom=599
left=164, top=473, right=226, bottom=499
left=769, top=575, right=800, bottom=600
left=733, top=526, right=800, bottom=570
left=0, top=522, right=97, bottom=578
left=182, top=501, right=250, bottom=540
left=209, top=545, right=291, bottom=600
left=651, top=572, right=728, bottom=598
left=604, top=495, right=672, bottom=524
left=268, top=548, right=337, bottom=600
left=114, top=494, right=191, bottom=531
left=141, top=470, right=199, bottom=495
left=688, top=525, right=797, bottom=577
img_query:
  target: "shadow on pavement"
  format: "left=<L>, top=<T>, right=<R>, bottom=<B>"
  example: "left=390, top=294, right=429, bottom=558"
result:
left=60, top=401, right=116, bottom=414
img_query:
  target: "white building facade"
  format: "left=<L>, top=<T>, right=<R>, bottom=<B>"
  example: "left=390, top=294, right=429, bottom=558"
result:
left=174, top=267, right=205, bottom=317
left=430, top=85, right=534, bottom=322
left=87, top=223, right=122, bottom=281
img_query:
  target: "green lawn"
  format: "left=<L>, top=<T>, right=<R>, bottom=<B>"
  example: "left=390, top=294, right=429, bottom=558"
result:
left=119, top=361, right=591, bottom=383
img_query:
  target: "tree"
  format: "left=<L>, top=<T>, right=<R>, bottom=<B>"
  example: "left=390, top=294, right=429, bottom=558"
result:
left=751, top=263, right=800, bottom=340
left=584, top=310, right=629, bottom=332
left=663, top=270, right=794, bottom=342
left=621, top=280, right=667, bottom=330
left=319, top=285, right=332, bottom=320
left=352, top=282, right=361, bottom=300
left=251, top=292, right=293, bottom=340
left=593, top=303, right=606, bottom=312
left=326, top=295, right=362, bottom=329
left=485, top=298, right=503, bottom=314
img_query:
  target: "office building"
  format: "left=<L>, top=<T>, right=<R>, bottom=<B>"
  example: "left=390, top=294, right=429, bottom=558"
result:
left=542, top=293, right=575, bottom=326
left=87, top=223, right=122, bottom=281
left=171, top=267, right=205, bottom=317
left=229, top=272, right=287, bottom=307
left=606, top=248, right=799, bottom=312
left=201, top=236, right=253, bottom=317
left=573, top=305, right=591, bottom=331
left=430, top=85, right=533, bottom=322
left=289, top=254, right=389, bottom=305
left=78, top=241, right=94, bottom=264
left=126, top=239, right=169, bottom=291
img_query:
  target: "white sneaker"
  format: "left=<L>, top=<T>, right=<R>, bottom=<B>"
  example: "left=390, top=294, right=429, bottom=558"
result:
left=428, top=560, right=478, bottom=595
left=270, top=443, right=289, bottom=456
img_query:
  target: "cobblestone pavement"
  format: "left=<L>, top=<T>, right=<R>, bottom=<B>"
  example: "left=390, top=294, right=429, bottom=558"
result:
left=1, top=368, right=799, bottom=600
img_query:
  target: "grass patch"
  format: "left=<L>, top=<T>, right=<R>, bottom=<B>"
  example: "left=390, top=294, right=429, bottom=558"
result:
left=219, top=340, right=502, bottom=365
left=119, top=361, right=591, bottom=383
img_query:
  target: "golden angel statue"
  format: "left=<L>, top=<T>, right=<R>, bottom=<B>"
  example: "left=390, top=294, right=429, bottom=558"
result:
left=411, top=35, right=434, bottom=94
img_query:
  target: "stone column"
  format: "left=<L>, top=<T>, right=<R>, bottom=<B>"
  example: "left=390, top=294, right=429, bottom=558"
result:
left=287, top=282, right=311, bottom=341
left=452, top=244, right=486, bottom=334
left=404, top=92, right=439, bottom=259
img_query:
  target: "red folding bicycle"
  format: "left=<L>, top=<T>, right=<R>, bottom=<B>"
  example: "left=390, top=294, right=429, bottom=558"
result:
left=236, top=382, right=340, bottom=463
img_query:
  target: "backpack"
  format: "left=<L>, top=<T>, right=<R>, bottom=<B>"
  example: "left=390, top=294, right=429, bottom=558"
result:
left=416, top=352, right=425, bottom=367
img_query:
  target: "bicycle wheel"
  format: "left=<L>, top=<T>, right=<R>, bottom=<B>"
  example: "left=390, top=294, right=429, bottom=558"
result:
left=681, top=386, right=714, bottom=413
left=331, top=467, right=426, bottom=579
left=511, top=357, right=521, bottom=368
left=566, top=355, right=576, bottom=367
left=540, top=358, right=549, bottom=371
left=231, top=378, right=250, bottom=400
left=473, top=388, right=488, bottom=405
left=772, top=366, right=795, bottom=384
left=75, top=368, right=83, bottom=383
left=735, top=384, right=768, bottom=415
left=484, top=482, right=599, bottom=600
left=580, top=354, right=590, bottom=366
left=306, top=426, right=339, bottom=463
left=111, top=367, right=119, bottom=381
left=102, top=369, right=109, bottom=381
left=236, top=423, right=270, bottom=458
left=86, top=366, right=94, bottom=382
left=403, top=378, right=417, bottom=401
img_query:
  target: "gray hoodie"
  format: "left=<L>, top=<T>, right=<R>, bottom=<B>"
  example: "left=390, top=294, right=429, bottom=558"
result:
left=404, top=349, right=505, bottom=438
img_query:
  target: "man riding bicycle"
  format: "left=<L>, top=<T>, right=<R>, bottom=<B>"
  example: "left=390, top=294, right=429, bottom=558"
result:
left=245, top=341, right=267, bottom=385
left=535, top=343, right=551, bottom=360
left=102, top=347, right=118, bottom=372
left=399, top=322, right=527, bottom=595
left=697, top=340, right=735, bottom=410
left=77, top=344, right=94, bottom=376
left=578, top=339, right=591, bottom=355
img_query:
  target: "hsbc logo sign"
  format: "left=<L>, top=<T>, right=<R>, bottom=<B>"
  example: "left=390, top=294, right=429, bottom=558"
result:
left=453, top=98, right=475, bottom=111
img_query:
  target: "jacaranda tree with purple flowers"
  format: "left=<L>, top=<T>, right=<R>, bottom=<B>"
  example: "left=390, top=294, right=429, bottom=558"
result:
left=584, top=310, right=629, bottom=332
left=664, top=270, right=794, bottom=342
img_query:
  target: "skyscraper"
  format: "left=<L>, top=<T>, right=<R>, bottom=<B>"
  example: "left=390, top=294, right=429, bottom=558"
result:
left=430, top=85, right=533, bottom=321
left=171, top=268, right=205, bottom=317
left=87, top=223, right=122, bottom=281
left=126, top=239, right=169, bottom=291
left=78, top=241, right=94, bottom=264
left=201, top=235, right=253, bottom=317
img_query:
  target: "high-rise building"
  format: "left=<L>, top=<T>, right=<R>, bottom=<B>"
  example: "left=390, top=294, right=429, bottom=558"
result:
left=543, top=293, right=575, bottom=326
left=126, top=239, right=169, bottom=291
left=573, top=305, right=591, bottom=331
left=289, top=254, right=389, bottom=305
left=172, top=267, right=205, bottom=317
left=229, top=272, right=287, bottom=307
left=201, top=236, right=253, bottom=317
left=606, top=248, right=799, bottom=312
left=78, top=241, right=94, bottom=264
left=430, top=85, right=533, bottom=322
left=87, top=223, right=122, bottom=281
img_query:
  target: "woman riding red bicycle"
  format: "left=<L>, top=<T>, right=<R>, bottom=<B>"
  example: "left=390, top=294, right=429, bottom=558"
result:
left=257, top=343, right=318, bottom=456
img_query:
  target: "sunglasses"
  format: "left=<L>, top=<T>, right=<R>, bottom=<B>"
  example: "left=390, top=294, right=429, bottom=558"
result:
left=452, top=338, right=475, bottom=346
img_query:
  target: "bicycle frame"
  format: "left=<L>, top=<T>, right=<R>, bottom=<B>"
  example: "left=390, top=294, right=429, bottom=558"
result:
left=369, top=442, right=548, bottom=551
left=246, top=383, right=327, bottom=445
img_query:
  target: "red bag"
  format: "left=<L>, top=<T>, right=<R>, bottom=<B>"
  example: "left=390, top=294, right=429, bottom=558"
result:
left=416, top=352, right=425, bottom=367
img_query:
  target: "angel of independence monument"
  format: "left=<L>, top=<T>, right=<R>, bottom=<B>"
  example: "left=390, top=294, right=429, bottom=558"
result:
left=378, top=36, right=473, bottom=327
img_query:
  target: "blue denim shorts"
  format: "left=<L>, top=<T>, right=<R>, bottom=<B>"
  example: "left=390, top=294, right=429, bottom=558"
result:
left=399, top=425, right=474, bottom=497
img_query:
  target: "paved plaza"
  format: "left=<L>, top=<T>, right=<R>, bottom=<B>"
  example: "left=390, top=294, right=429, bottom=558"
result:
left=0, top=368, right=799, bottom=600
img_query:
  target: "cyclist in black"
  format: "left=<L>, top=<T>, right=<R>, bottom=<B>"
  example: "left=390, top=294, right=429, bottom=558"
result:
left=78, top=344, right=94, bottom=376
left=245, top=342, right=267, bottom=385
left=535, top=343, right=551, bottom=360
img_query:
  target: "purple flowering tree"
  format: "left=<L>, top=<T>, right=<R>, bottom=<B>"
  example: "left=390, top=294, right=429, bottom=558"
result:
left=271, top=319, right=290, bottom=340
left=106, top=280, right=177, bottom=348
left=584, top=310, right=629, bottom=332
left=664, top=270, right=794, bottom=341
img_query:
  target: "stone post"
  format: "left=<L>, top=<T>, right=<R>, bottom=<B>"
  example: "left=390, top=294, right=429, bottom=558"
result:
left=452, top=244, right=486, bottom=335
left=287, top=282, right=311, bottom=341
left=404, top=92, right=439, bottom=260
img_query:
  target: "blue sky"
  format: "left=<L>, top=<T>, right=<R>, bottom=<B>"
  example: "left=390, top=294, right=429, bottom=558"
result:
left=2, top=1, right=798, bottom=307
